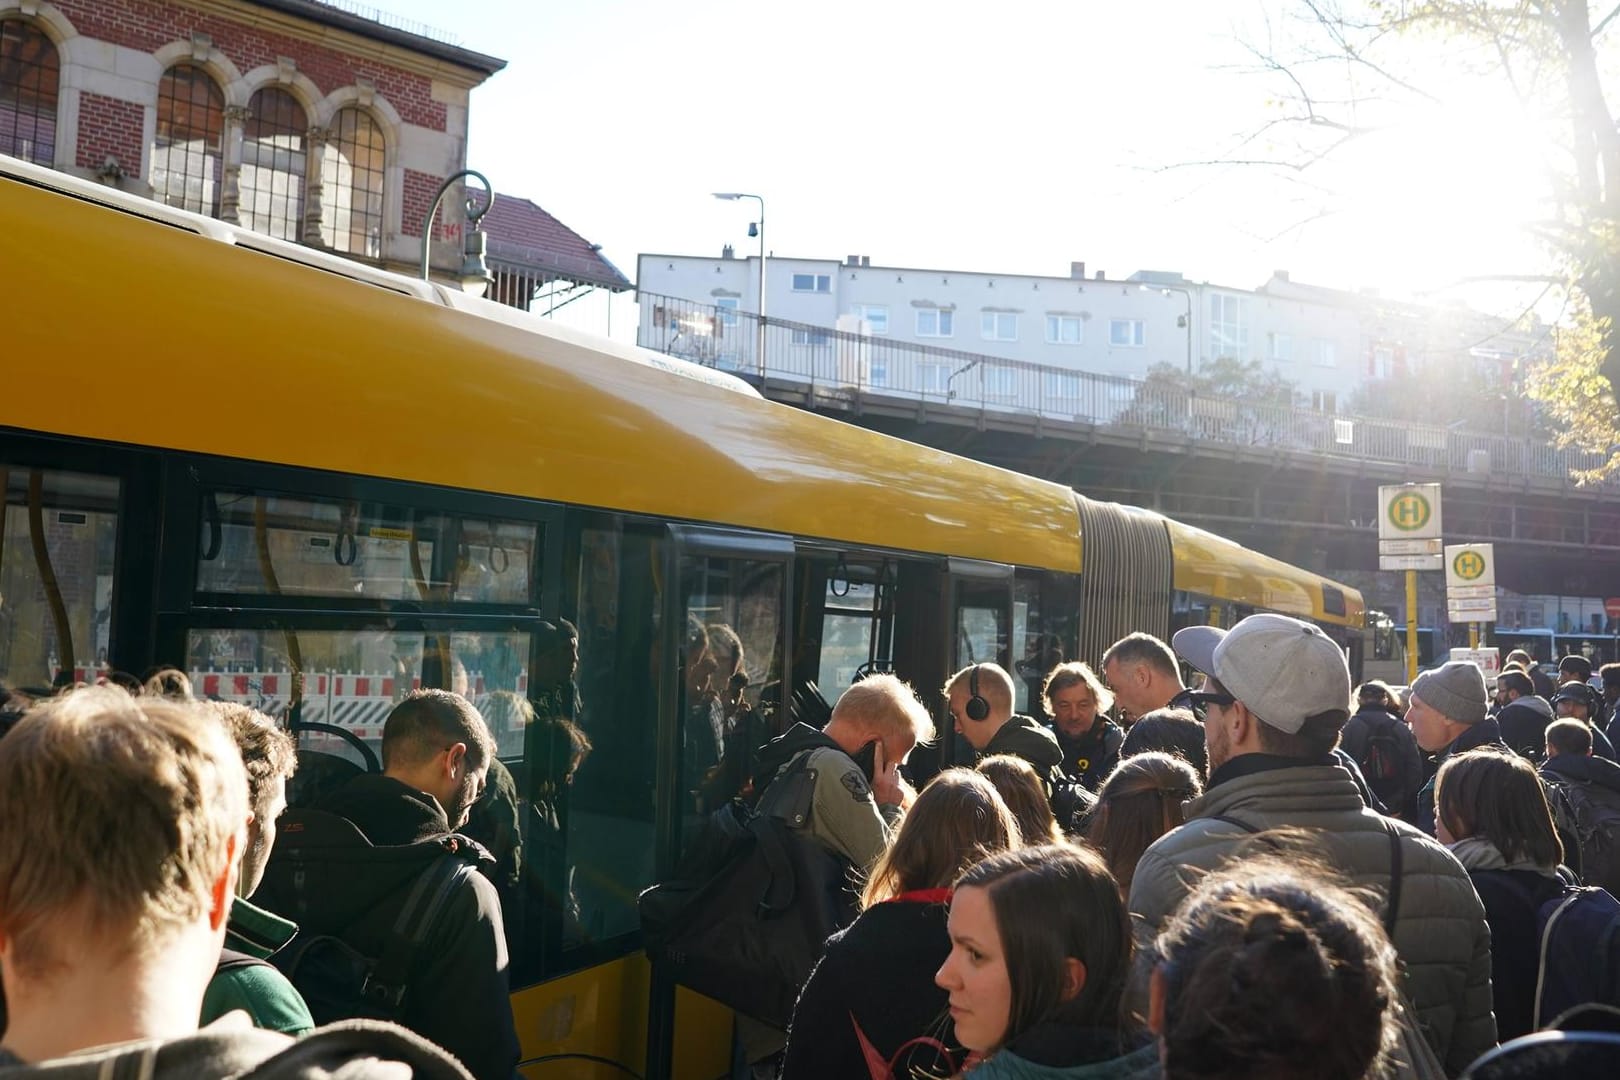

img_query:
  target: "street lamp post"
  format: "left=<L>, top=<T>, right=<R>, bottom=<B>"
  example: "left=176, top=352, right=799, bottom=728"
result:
left=1152, top=284, right=1196, bottom=375
left=713, top=192, right=765, bottom=375
left=420, top=169, right=495, bottom=295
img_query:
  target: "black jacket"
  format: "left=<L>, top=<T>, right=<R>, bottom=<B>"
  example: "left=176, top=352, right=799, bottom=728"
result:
left=1498, top=696, right=1555, bottom=763
left=1052, top=719, right=1124, bottom=793
left=257, top=774, right=520, bottom=1080
left=781, top=895, right=961, bottom=1079
left=983, top=714, right=1065, bottom=786
left=1339, top=706, right=1421, bottom=818
left=1468, top=868, right=1567, bottom=1042
left=1414, top=718, right=1506, bottom=836
left=983, top=715, right=1094, bottom=827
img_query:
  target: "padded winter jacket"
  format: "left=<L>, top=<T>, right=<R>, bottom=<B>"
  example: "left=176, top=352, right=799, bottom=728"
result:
left=1127, top=758, right=1496, bottom=1077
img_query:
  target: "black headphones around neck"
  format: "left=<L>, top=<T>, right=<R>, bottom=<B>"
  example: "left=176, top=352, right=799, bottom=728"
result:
left=965, top=664, right=991, bottom=722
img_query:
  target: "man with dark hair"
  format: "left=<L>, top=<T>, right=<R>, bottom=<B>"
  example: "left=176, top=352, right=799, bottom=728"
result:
left=1339, top=680, right=1423, bottom=819
left=1494, top=668, right=1555, bottom=764
left=1406, top=660, right=1507, bottom=835
left=1551, top=682, right=1619, bottom=761
left=1507, top=648, right=1557, bottom=699
left=257, top=690, right=520, bottom=1080
left=1100, top=632, right=1187, bottom=724
left=1128, top=614, right=1495, bottom=1075
left=199, top=702, right=312, bottom=1035
left=1600, top=663, right=1620, bottom=732
left=1542, top=714, right=1620, bottom=896
left=1558, top=653, right=1594, bottom=686
left=1547, top=717, right=1595, bottom=760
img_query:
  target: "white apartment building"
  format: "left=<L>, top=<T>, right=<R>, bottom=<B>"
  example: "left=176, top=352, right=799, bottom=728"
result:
left=635, top=251, right=1540, bottom=417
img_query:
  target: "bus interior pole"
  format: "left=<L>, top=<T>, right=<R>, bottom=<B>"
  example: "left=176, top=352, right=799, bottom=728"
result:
left=1406, top=569, right=1419, bottom=685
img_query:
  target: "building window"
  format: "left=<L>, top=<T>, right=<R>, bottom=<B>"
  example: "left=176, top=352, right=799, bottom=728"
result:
left=870, top=359, right=889, bottom=387
left=854, top=304, right=888, bottom=334
left=984, top=366, right=1017, bottom=397
left=791, top=328, right=831, bottom=346
left=0, top=18, right=58, bottom=165
left=916, top=307, right=953, bottom=338
left=981, top=312, right=1018, bottom=342
left=716, top=297, right=739, bottom=328
left=1313, top=339, right=1337, bottom=368
left=1045, top=315, right=1083, bottom=345
left=240, top=87, right=308, bottom=241
left=1109, top=319, right=1145, bottom=347
left=322, top=107, right=386, bottom=258
left=1043, top=371, right=1081, bottom=400
left=1371, top=345, right=1394, bottom=378
left=1209, top=293, right=1249, bottom=359
left=1312, top=390, right=1337, bottom=414
left=1268, top=332, right=1293, bottom=362
left=791, top=273, right=831, bottom=293
left=919, top=362, right=950, bottom=392
left=152, top=65, right=225, bottom=217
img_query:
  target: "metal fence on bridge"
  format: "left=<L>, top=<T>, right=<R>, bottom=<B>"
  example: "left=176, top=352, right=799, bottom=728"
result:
left=637, top=292, right=1608, bottom=485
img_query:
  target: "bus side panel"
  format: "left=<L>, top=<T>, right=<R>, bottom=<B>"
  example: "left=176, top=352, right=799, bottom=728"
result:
left=509, top=955, right=731, bottom=1078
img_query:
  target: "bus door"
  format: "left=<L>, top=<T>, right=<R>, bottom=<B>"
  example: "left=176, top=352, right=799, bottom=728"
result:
left=648, top=525, right=791, bottom=1080
left=944, top=557, right=1014, bottom=769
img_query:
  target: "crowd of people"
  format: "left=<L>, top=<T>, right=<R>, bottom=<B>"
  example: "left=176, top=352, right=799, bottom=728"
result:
left=3, top=615, right=1620, bottom=1079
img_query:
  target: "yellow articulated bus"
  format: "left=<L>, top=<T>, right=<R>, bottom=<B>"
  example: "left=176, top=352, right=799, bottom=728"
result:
left=0, top=154, right=1363, bottom=1079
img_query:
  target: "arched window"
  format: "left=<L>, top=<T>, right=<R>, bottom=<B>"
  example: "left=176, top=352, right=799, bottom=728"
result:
left=321, top=107, right=385, bottom=258
left=151, top=64, right=224, bottom=217
left=0, top=18, right=59, bottom=165
left=240, top=87, right=307, bottom=240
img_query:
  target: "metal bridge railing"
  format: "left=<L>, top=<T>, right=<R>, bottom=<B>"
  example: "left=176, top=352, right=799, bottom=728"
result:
left=636, top=292, right=1609, bottom=485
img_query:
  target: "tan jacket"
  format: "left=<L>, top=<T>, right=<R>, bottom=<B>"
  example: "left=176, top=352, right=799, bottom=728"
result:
left=1127, top=761, right=1496, bottom=1077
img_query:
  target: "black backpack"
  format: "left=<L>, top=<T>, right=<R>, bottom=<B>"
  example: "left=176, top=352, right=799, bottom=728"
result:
left=1501, top=875, right=1620, bottom=1027
left=1550, top=780, right=1620, bottom=897
left=263, top=811, right=479, bottom=1025
left=638, top=749, right=857, bottom=1029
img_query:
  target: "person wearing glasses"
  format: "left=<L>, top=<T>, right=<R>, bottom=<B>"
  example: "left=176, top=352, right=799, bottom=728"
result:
left=1124, top=614, right=1497, bottom=1078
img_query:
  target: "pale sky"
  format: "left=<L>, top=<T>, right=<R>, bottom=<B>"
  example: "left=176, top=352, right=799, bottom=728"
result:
left=364, top=0, right=1572, bottom=326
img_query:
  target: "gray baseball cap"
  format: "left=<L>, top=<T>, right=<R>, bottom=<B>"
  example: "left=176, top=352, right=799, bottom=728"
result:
left=1172, top=613, right=1352, bottom=734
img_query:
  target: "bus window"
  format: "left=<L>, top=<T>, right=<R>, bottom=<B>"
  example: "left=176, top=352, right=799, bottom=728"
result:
left=678, top=553, right=785, bottom=841
left=813, top=559, right=897, bottom=694
left=1011, top=572, right=1077, bottom=716
left=196, top=490, right=537, bottom=606
left=0, top=467, right=119, bottom=691
left=184, top=626, right=532, bottom=784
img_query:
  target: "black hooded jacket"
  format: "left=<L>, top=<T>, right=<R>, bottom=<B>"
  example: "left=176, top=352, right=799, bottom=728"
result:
left=256, top=774, right=520, bottom=1080
left=1497, top=695, right=1555, bottom=762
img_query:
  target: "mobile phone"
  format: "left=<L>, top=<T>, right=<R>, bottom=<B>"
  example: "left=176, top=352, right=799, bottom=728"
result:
left=850, top=740, right=878, bottom=784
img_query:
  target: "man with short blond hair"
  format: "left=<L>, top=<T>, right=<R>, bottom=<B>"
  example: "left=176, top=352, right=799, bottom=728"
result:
left=0, top=687, right=469, bottom=1077
left=0, top=689, right=248, bottom=1065
left=944, top=662, right=1066, bottom=802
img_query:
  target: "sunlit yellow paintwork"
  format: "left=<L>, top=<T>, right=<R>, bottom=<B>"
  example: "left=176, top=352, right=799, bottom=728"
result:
left=509, top=956, right=731, bottom=1079
left=0, top=166, right=1083, bottom=576
left=1164, top=518, right=1365, bottom=627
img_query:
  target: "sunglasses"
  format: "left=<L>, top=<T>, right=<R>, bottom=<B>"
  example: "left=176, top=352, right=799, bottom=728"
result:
left=1186, top=691, right=1236, bottom=713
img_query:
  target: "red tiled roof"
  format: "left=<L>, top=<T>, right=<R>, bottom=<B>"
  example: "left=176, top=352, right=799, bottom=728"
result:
left=481, top=193, right=631, bottom=291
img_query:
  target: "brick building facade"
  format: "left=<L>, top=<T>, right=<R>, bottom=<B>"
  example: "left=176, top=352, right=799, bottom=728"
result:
left=0, top=0, right=506, bottom=277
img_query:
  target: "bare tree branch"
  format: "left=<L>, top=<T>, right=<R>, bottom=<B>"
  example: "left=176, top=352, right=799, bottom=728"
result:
left=1592, top=2, right=1620, bottom=37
